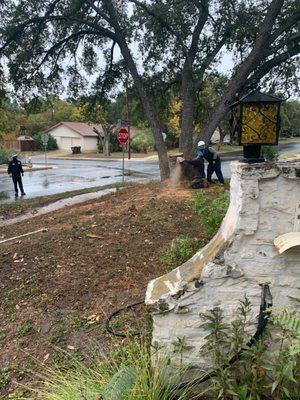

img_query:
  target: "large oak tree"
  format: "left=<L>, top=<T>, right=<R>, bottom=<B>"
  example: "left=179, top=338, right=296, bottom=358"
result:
left=132, top=0, right=299, bottom=156
left=0, top=0, right=299, bottom=177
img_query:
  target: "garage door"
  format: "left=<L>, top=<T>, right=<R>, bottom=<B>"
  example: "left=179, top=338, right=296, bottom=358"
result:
left=61, top=137, right=82, bottom=149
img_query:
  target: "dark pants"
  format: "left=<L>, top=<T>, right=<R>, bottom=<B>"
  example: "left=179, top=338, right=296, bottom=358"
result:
left=185, top=159, right=205, bottom=178
left=207, top=159, right=224, bottom=183
left=12, top=174, right=24, bottom=194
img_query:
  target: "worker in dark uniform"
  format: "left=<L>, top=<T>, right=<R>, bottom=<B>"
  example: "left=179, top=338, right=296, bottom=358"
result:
left=7, top=154, right=26, bottom=197
left=181, top=141, right=224, bottom=185
left=196, top=140, right=224, bottom=184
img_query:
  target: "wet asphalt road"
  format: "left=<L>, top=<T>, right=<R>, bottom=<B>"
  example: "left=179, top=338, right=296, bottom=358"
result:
left=0, top=157, right=158, bottom=203
left=0, top=156, right=231, bottom=204
left=0, top=140, right=299, bottom=204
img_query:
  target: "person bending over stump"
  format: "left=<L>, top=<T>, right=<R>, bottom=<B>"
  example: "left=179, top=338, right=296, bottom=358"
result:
left=181, top=140, right=224, bottom=187
left=7, top=154, right=26, bottom=197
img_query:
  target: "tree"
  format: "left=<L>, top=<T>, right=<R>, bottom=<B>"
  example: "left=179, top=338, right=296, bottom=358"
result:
left=0, top=0, right=170, bottom=179
left=281, top=100, right=300, bottom=136
left=132, top=0, right=299, bottom=156
left=72, top=99, right=115, bottom=156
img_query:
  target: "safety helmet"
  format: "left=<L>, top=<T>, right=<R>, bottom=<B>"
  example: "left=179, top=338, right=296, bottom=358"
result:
left=197, top=140, right=205, bottom=148
left=12, top=154, right=18, bottom=158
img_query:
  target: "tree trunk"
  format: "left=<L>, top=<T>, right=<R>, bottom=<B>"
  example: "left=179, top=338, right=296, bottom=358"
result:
left=200, top=0, right=285, bottom=143
left=103, top=134, right=110, bottom=157
left=104, top=0, right=170, bottom=180
left=180, top=62, right=196, bottom=159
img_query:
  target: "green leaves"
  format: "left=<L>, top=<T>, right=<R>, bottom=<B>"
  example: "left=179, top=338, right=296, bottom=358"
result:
left=190, top=186, right=230, bottom=236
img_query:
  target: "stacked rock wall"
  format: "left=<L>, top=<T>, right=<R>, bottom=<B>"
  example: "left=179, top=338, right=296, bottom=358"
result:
left=146, top=161, right=300, bottom=367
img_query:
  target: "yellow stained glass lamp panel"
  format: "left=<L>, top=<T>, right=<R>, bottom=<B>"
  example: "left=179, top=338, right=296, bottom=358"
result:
left=241, top=103, right=278, bottom=144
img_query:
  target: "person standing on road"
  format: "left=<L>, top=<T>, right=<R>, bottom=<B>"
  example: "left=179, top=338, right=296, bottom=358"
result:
left=196, top=141, right=225, bottom=184
left=7, top=154, right=26, bottom=197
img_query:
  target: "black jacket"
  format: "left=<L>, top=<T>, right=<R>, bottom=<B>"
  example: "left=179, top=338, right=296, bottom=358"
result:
left=8, top=159, right=24, bottom=176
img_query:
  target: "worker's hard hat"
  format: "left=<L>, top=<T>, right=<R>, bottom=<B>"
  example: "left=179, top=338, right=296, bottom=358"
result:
left=12, top=154, right=18, bottom=158
left=197, top=140, right=205, bottom=148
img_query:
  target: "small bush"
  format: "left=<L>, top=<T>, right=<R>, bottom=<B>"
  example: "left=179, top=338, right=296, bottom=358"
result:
left=200, top=302, right=300, bottom=400
left=130, top=136, right=149, bottom=153
left=158, top=234, right=204, bottom=272
left=33, top=133, right=58, bottom=151
left=190, top=187, right=230, bottom=236
left=0, top=147, right=14, bottom=164
left=32, top=340, right=192, bottom=400
left=262, top=145, right=279, bottom=161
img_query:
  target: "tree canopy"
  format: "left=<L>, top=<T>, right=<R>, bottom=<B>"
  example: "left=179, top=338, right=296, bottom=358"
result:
left=0, top=0, right=299, bottom=177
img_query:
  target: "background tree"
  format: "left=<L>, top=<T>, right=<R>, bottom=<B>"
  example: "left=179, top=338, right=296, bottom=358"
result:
left=0, top=0, right=170, bottom=178
left=132, top=0, right=299, bottom=156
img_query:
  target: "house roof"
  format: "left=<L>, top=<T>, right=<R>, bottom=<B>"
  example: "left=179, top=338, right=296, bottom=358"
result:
left=47, top=121, right=104, bottom=137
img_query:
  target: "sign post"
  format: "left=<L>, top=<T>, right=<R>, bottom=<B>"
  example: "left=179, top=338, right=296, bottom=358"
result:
left=118, top=128, right=129, bottom=184
left=41, top=133, right=49, bottom=166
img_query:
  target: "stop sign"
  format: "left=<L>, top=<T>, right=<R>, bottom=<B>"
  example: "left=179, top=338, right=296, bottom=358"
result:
left=118, top=128, right=129, bottom=146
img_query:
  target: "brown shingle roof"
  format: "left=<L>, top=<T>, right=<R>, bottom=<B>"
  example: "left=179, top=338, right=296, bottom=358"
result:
left=60, top=121, right=104, bottom=137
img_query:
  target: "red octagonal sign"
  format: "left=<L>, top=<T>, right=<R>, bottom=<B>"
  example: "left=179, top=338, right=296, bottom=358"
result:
left=118, top=128, right=129, bottom=146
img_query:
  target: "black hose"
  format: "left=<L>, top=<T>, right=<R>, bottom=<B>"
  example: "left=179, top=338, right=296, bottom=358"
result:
left=175, top=283, right=273, bottom=390
left=105, top=285, right=273, bottom=391
left=105, top=300, right=144, bottom=337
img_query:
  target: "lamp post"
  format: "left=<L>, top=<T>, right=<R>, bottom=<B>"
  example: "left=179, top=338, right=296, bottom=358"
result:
left=230, top=89, right=283, bottom=163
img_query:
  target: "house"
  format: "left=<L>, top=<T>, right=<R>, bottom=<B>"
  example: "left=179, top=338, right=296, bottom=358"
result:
left=46, top=121, right=103, bottom=151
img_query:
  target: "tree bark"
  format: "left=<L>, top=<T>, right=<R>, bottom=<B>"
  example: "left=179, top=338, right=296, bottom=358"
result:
left=180, top=62, right=196, bottom=158
left=200, top=0, right=285, bottom=143
left=104, top=0, right=170, bottom=179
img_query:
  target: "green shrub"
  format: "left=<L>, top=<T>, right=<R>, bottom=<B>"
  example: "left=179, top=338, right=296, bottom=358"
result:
left=190, top=187, right=230, bottom=236
left=262, top=145, right=279, bottom=161
left=33, top=133, right=58, bottom=151
left=131, top=124, right=154, bottom=153
left=0, top=147, right=14, bottom=164
left=200, top=301, right=300, bottom=400
left=32, top=340, right=192, bottom=400
left=158, top=234, right=204, bottom=272
left=130, top=136, right=149, bottom=153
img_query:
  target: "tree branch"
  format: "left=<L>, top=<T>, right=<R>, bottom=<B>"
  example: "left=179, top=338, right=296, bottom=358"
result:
left=0, top=13, right=116, bottom=54
left=244, top=42, right=300, bottom=90
left=188, top=0, right=209, bottom=62
left=28, top=30, right=98, bottom=77
left=86, top=0, right=112, bottom=23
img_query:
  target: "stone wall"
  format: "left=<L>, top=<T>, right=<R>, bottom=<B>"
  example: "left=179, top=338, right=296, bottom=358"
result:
left=146, top=160, right=300, bottom=367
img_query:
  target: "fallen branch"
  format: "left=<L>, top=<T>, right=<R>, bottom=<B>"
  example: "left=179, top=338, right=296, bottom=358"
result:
left=0, top=228, right=48, bottom=244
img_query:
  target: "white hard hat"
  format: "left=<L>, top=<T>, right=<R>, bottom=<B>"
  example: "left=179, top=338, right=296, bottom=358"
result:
left=197, top=140, right=205, bottom=148
left=12, top=154, right=18, bottom=158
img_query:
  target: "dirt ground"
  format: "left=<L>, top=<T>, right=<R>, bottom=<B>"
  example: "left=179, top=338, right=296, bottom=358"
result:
left=0, top=182, right=221, bottom=397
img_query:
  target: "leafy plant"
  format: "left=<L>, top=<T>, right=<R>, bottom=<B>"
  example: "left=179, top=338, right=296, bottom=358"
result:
left=33, top=132, right=58, bottom=151
left=0, top=329, right=5, bottom=341
left=16, top=320, right=33, bottom=338
left=0, top=146, right=14, bottom=164
left=32, top=339, right=193, bottom=400
left=200, top=301, right=300, bottom=399
left=157, top=234, right=204, bottom=272
left=262, top=146, right=279, bottom=161
left=190, top=187, right=230, bottom=236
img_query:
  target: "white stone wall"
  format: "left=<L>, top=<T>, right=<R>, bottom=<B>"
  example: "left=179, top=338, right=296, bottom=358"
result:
left=147, top=161, right=300, bottom=367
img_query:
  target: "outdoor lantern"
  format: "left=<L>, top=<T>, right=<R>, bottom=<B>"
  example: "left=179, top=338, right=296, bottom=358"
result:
left=230, top=89, right=283, bottom=163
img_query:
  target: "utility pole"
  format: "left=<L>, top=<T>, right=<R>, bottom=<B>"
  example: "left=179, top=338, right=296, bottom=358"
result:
left=125, top=82, right=131, bottom=160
